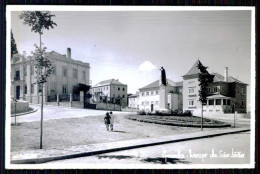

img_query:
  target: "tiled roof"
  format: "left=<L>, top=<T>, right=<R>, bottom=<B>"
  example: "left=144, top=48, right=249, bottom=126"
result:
left=207, top=94, right=232, bottom=99
left=183, top=60, right=202, bottom=77
left=94, top=79, right=126, bottom=87
left=212, top=72, right=247, bottom=84
left=139, top=79, right=182, bottom=90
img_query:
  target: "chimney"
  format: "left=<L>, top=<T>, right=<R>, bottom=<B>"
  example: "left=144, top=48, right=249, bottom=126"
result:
left=224, top=67, right=228, bottom=82
left=67, top=48, right=71, bottom=59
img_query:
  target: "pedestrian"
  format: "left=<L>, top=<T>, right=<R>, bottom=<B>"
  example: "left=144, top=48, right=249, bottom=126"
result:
left=110, top=111, right=114, bottom=131
left=104, top=112, right=111, bottom=131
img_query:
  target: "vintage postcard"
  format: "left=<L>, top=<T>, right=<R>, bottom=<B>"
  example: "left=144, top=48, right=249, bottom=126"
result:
left=5, top=6, right=255, bottom=169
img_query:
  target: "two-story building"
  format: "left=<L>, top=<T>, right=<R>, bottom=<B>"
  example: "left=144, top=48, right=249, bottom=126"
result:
left=182, top=60, right=247, bottom=116
left=128, top=93, right=139, bottom=109
left=90, top=79, right=128, bottom=107
left=136, top=79, right=183, bottom=112
left=11, top=48, right=90, bottom=103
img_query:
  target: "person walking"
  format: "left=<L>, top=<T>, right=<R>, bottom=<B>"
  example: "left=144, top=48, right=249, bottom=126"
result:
left=109, top=111, right=114, bottom=131
left=104, top=112, right=111, bottom=131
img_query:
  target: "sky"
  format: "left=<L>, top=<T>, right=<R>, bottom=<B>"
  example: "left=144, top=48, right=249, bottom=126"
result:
left=11, top=10, right=252, bottom=108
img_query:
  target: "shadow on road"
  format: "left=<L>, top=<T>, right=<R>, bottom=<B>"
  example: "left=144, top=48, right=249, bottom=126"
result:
left=98, top=155, right=134, bottom=160
left=112, top=130, right=128, bottom=133
left=141, top=157, right=191, bottom=164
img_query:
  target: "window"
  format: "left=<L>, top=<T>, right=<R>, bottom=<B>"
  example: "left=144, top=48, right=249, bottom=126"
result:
left=189, top=87, right=195, bottom=94
left=216, top=99, right=221, bottom=105
left=213, top=86, right=220, bottom=93
left=241, top=100, right=245, bottom=106
left=123, top=88, right=125, bottom=91
left=142, top=92, right=144, bottom=96
left=106, top=86, right=108, bottom=90
left=146, top=92, right=149, bottom=96
left=118, top=94, right=120, bottom=97
left=155, top=101, right=159, bottom=105
left=38, top=84, right=42, bottom=93
left=189, top=100, right=194, bottom=106
left=63, top=67, right=67, bottom=77
left=52, top=67, right=56, bottom=75
left=146, top=101, right=149, bottom=105
left=31, top=84, right=34, bottom=94
left=207, top=87, right=211, bottom=93
left=51, top=82, right=56, bottom=91
left=62, top=84, right=67, bottom=94
left=223, top=99, right=226, bottom=105
left=24, top=85, right=27, bottom=94
left=82, top=71, right=86, bottom=80
left=142, top=102, right=145, bottom=106
left=209, top=100, right=214, bottom=105
left=242, top=88, right=245, bottom=95
left=73, top=68, right=78, bottom=78
left=122, top=95, right=125, bottom=98
left=151, top=91, right=154, bottom=95
left=151, top=101, right=154, bottom=104
left=15, top=70, right=20, bottom=80
left=227, top=99, right=231, bottom=105
left=118, top=87, right=120, bottom=91
left=156, top=91, right=159, bottom=95
left=30, top=65, right=34, bottom=75
left=24, top=66, right=27, bottom=76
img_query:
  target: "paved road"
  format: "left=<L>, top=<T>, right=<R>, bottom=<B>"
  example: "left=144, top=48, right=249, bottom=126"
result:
left=48, top=132, right=251, bottom=165
left=11, top=104, right=130, bottom=123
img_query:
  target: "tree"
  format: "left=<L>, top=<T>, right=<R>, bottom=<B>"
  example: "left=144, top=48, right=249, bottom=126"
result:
left=197, top=60, right=214, bottom=131
left=11, top=30, right=18, bottom=57
left=20, top=11, right=57, bottom=149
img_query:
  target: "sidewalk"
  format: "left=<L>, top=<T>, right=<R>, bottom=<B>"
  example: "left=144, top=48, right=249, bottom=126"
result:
left=10, top=127, right=250, bottom=164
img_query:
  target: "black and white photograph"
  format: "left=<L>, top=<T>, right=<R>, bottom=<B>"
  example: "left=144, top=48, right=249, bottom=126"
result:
left=5, top=6, right=255, bottom=169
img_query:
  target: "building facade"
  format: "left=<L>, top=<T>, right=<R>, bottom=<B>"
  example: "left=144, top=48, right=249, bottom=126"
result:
left=182, top=60, right=247, bottom=116
left=11, top=48, right=90, bottom=103
left=90, top=79, right=128, bottom=107
left=128, top=93, right=139, bottom=109
left=134, top=79, right=183, bottom=112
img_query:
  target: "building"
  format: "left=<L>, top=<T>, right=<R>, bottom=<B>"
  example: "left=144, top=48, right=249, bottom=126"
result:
left=128, top=93, right=139, bottom=109
left=136, top=79, right=183, bottom=112
left=11, top=48, right=90, bottom=103
left=182, top=60, right=247, bottom=116
left=90, top=79, right=128, bottom=106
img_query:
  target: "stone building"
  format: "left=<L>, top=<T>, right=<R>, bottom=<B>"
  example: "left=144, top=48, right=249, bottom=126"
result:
left=182, top=60, right=247, bottom=116
left=11, top=48, right=90, bottom=103
left=90, top=79, right=128, bottom=107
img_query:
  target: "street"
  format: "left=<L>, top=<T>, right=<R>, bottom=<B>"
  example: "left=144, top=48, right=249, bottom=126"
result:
left=11, top=104, right=130, bottom=123
left=47, top=132, right=250, bottom=165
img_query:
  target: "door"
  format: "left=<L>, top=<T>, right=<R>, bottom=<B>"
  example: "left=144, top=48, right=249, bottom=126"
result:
left=16, top=86, right=20, bottom=99
left=151, top=104, right=154, bottom=112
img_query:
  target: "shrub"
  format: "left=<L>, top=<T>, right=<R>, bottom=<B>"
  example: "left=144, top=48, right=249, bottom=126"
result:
left=137, top=110, right=146, bottom=115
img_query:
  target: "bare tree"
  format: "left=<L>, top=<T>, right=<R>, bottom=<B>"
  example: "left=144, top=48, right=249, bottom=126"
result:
left=20, top=11, right=57, bottom=149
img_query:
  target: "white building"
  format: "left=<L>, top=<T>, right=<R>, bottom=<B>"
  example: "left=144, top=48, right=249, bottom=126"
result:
left=90, top=79, right=128, bottom=106
left=133, top=79, right=183, bottom=112
left=128, top=93, right=139, bottom=109
left=11, top=48, right=90, bottom=103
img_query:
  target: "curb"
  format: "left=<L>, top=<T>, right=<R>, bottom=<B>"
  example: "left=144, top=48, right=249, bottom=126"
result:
left=10, top=128, right=250, bottom=164
left=11, top=108, right=38, bottom=117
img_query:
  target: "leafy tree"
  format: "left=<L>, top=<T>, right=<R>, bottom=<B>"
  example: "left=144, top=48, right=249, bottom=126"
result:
left=20, top=11, right=57, bottom=149
left=197, top=60, right=214, bottom=131
left=11, top=30, right=18, bottom=57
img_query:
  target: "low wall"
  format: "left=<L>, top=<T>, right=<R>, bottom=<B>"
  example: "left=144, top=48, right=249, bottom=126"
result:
left=203, top=112, right=250, bottom=119
left=11, top=100, right=30, bottom=114
left=121, top=107, right=138, bottom=112
left=96, top=102, right=121, bottom=111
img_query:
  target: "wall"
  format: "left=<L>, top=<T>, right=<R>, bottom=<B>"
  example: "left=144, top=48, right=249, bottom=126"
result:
left=96, top=102, right=121, bottom=111
left=11, top=100, right=30, bottom=114
left=183, top=75, right=201, bottom=116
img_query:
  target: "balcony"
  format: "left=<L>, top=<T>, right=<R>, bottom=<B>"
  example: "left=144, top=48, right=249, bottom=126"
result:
left=14, top=76, right=20, bottom=81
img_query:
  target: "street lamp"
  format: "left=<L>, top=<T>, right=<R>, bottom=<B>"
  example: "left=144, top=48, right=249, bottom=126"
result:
left=233, top=103, right=236, bottom=128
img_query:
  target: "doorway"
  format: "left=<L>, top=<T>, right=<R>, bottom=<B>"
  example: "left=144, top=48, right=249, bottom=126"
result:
left=151, top=104, right=154, bottom=112
left=16, top=86, right=20, bottom=99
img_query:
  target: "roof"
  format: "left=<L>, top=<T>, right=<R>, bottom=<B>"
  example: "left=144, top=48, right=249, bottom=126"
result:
left=128, top=94, right=138, bottom=98
left=183, top=60, right=202, bottom=77
left=207, top=94, right=232, bottom=99
left=212, top=72, right=247, bottom=85
left=139, top=79, right=182, bottom=90
left=94, top=79, right=126, bottom=87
